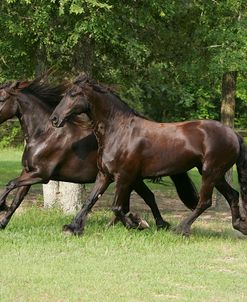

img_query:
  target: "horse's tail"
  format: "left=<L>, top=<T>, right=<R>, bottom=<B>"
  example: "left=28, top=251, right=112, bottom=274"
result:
left=236, top=134, right=247, bottom=213
left=170, top=173, right=199, bottom=210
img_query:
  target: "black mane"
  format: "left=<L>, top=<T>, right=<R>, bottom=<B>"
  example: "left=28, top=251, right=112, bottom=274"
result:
left=74, top=74, right=149, bottom=120
left=22, top=78, right=67, bottom=108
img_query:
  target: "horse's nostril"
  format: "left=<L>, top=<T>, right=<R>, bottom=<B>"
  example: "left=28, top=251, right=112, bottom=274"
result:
left=50, top=115, right=58, bottom=126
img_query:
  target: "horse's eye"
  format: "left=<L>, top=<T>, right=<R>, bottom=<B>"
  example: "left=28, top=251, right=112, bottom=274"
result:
left=0, top=90, right=9, bottom=102
left=70, top=92, right=78, bottom=97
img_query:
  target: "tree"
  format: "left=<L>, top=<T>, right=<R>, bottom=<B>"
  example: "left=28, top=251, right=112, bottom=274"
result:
left=215, top=71, right=238, bottom=211
left=44, top=181, right=84, bottom=213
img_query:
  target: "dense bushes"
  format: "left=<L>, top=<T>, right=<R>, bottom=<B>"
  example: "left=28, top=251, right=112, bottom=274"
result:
left=0, top=120, right=23, bottom=148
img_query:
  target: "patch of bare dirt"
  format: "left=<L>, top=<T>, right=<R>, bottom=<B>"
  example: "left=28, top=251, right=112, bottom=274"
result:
left=0, top=187, right=235, bottom=222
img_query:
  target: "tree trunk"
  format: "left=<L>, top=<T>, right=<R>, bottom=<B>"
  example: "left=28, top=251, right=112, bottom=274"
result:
left=34, top=47, right=61, bottom=210
left=58, top=182, right=84, bottom=213
left=215, top=71, right=237, bottom=211
left=43, top=181, right=59, bottom=208
left=35, top=46, right=86, bottom=213
left=42, top=35, right=94, bottom=212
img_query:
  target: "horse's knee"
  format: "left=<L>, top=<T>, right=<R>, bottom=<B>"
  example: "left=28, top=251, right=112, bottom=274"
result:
left=6, top=181, right=15, bottom=190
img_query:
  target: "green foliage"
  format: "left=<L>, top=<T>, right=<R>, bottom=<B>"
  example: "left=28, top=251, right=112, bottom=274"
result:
left=0, top=121, right=23, bottom=148
left=0, top=0, right=246, bottom=125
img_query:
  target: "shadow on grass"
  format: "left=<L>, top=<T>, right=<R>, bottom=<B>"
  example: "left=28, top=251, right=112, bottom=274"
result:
left=2, top=207, right=246, bottom=242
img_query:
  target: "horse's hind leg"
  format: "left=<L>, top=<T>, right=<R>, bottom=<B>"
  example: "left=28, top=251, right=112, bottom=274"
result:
left=216, top=178, right=247, bottom=235
left=176, top=173, right=215, bottom=236
left=0, top=185, right=31, bottom=229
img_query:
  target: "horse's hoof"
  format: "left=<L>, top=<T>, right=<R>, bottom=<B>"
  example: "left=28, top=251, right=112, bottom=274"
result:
left=157, top=221, right=171, bottom=231
left=175, top=224, right=191, bottom=237
left=127, top=213, right=150, bottom=230
left=62, top=224, right=83, bottom=236
left=137, top=219, right=150, bottom=230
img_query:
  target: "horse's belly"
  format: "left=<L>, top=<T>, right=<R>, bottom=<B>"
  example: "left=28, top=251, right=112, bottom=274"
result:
left=141, top=153, right=199, bottom=177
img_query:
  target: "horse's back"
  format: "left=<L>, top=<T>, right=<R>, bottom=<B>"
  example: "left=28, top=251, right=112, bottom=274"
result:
left=136, top=119, right=240, bottom=177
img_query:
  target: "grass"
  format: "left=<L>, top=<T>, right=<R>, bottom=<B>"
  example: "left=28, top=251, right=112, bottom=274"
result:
left=0, top=148, right=23, bottom=187
left=0, top=207, right=247, bottom=302
left=0, top=148, right=247, bottom=301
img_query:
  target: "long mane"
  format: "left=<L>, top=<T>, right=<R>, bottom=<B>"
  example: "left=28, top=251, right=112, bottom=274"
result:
left=21, top=78, right=67, bottom=109
left=74, top=74, right=149, bottom=119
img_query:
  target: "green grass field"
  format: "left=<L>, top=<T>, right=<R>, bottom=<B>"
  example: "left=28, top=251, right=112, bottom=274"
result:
left=0, top=208, right=247, bottom=302
left=0, top=148, right=247, bottom=301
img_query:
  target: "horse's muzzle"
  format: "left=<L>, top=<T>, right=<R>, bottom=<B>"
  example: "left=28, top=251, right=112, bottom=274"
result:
left=50, top=114, right=64, bottom=128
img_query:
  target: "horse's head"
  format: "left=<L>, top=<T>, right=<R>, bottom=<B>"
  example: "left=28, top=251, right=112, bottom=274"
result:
left=50, top=83, right=91, bottom=128
left=0, top=81, right=29, bottom=124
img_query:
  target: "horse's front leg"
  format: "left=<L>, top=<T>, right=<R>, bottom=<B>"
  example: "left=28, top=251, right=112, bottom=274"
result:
left=0, top=191, right=9, bottom=211
left=0, top=185, right=31, bottom=229
left=63, top=171, right=111, bottom=236
left=0, top=169, right=47, bottom=215
left=111, top=179, right=141, bottom=229
left=1, top=173, right=44, bottom=195
left=0, top=169, right=29, bottom=211
left=0, top=177, right=20, bottom=211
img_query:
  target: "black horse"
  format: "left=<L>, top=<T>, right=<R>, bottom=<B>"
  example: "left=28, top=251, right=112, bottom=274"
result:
left=0, top=78, right=198, bottom=230
left=50, top=75, right=247, bottom=236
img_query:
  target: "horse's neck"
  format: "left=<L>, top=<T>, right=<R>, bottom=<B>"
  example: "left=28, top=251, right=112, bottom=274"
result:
left=17, top=95, right=51, bottom=141
left=90, top=95, right=130, bottom=145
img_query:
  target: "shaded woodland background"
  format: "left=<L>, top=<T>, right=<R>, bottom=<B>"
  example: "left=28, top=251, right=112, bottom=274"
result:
left=0, top=0, right=246, bottom=127
left=0, top=1, right=246, bottom=211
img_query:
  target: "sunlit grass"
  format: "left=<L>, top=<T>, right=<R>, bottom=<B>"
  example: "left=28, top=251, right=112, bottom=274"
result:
left=0, top=207, right=247, bottom=302
left=0, top=148, right=246, bottom=301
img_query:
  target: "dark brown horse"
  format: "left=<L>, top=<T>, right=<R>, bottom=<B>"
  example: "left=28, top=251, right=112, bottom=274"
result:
left=0, top=79, right=198, bottom=230
left=50, top=75, right=247, bottom=236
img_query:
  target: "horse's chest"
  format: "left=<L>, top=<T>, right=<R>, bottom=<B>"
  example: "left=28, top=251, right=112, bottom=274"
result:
left=97, top=145, right=122, bottom=173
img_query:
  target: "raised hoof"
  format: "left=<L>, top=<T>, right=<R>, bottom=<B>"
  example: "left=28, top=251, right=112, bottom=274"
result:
left=127, top=213, right=150, bottom=230
left=62, top=224, right=83, bottom=236
left=157, top=221, right=171, bottom=231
